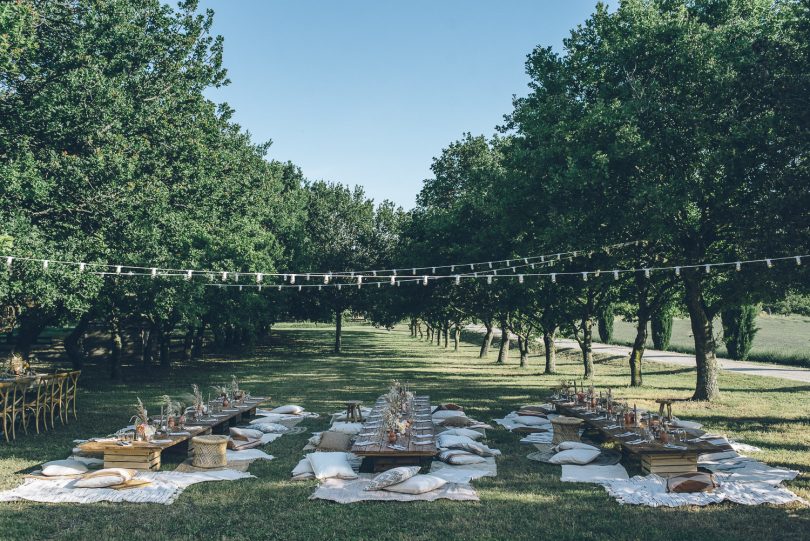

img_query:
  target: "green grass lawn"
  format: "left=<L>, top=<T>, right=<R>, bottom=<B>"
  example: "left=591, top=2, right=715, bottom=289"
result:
left=0, top=323, right=807, bottom=540
left=610, top=314, right=810, bottom=367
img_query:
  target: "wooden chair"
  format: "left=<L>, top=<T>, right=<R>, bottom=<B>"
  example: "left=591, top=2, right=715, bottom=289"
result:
left=64, top=370, right=81, bottom=421
left=22, top=375, right=48, bottom=434
left=0, top=381, right=27, bottom=442
left=42, top=373, right=67, bottom=429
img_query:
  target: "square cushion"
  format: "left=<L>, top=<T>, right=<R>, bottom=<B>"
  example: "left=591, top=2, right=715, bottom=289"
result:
left=230, top=427, right=264, bottom=441
left=548, top=448, right=600, bottom=465
left=74, top=468, right=135, bottom=488
left=291, top=457, right=315, bottom=480
left=307, top=452, right=358, bottom=480
left=252, top=422, right=289, bottom=434
left=437, top=434, right=478, bottom=449
left=513, top=415, right=551, bottom=427
left=449, top=441, right=500, bottom=457
left=440, top=428, right=484, bottom=441
left=382, top=474, right=447, bottom=494
left=438, top=450, right=486, bottom=465
left=270, top=405, right=305, bottom=415
left=365, top=466, right=421, bottom=491
left=317, top=431, right=353, bottom=451
left=667, top=472, right=718, bottom=493
left=41, top=459, right=88, bottom=477
left=440, top=416, right=474, bottom=428
left=432, top=410, right=467, bottom=420
left=329, top=422, right=363, bottom=436
left=554, top=441, right=599, bottom=453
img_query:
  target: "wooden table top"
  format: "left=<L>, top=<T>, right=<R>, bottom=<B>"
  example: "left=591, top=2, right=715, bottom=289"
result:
left=79, top=397, right=267, bottom=453
left=351, top=395, right=437, bottom=457
left=553, top=400, right=728, bottom=456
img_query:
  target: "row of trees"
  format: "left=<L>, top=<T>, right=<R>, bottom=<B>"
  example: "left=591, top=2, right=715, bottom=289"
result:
left=392, top=0, right=809, bottom=400
left=2, top=1, right=808, bottom=403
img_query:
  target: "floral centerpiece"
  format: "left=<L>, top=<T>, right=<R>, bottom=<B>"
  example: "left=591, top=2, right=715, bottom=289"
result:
left=6, top=353, right=29, bottom=376
left=160, top=395, right=185, bottom=431
left=230, top=375, right=244, bottom=402
left=191, top=384, right=205, bottom=419
left=131, top=398, right=155, bottom=442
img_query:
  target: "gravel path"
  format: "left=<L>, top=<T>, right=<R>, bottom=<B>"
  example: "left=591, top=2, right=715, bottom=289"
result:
left=465, top=325, right=810, bottom=384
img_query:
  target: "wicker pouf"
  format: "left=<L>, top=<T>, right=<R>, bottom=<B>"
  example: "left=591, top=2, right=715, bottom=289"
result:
left=191, top=435, right=229, bottom=468
left=551, top=416, right=584, bottom=446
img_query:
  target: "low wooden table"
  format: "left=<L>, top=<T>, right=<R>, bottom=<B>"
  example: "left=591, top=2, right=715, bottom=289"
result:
left=553, top=400, right=730, bottom=476
left=351, top=395, right=436, bottom=473
left=79, top=397, right=268, bottom=470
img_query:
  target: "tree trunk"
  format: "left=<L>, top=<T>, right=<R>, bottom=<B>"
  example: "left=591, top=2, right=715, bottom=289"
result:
left=581, top=316, right=593, bottom=378
left=335, top=309, right=343, bottom=353
left=543, top=329, right=556, bottom=374
left=65, top=313, right=91, bottom=370
left=192, top=324, right=205, bottom=357
left=479, top=320, right=494, bottom=358
left=14, top=311, right=47, bottom=361
left=629, top=311, right=648, bottom=387
left=109, top=316, right=123, bottom=381
left=182, top=328, right=194, bottom=361
left=453, top=326, right=460, bottom=351
left=496, top=323, right=510, bottom=364
left=416, top=321, right=423, bottom=339
left=436, top=325, right=441, bottom=346
left=158, top=325, right=171, bottom=367
left=683, top=274, right=719, bottom=400
left=443, top=323, right=449, bottom=348
left=518, top=336, right=528, bottom=367
left=142, top=323, right=155, bottom=367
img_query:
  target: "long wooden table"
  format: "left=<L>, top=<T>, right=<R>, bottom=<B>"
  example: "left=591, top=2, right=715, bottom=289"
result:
left=78, top=397, right=267, bottom=470
left=553, top=400, right=730, bottom=476
left=351, top=395, right=436, bottom=472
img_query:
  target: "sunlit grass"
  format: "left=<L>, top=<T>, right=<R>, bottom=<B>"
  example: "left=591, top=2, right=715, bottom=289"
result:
left=0, top=322, right=806, bottom=540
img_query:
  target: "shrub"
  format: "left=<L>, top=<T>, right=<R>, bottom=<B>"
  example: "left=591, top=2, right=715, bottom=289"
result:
left=721, top=304, right=759, bottom=361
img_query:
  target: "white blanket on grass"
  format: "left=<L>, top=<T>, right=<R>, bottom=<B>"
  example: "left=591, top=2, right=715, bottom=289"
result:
left=0, top=470, right=253, bottom=505
left=561, top=464, right=629, bottom=483
left=310, top=474, right=479, bottom=504
left=603, top=474, right=807, bottom=507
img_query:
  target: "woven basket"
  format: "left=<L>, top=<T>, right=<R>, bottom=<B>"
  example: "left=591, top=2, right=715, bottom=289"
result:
left=551, top=415, right=584, bottom=446
left=191, top=435, right=229, bottom=468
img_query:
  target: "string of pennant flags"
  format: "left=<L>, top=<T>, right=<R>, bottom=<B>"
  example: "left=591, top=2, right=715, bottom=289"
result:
left=0, top=240, right=641, bottom=283
left=1, top=248, right=804, bottom=292
left=203, top=254, right=806, bottom=291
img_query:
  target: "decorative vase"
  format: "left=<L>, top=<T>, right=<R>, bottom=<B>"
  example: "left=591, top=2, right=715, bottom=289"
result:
left=223, top=397, right=230, bottom=408
left=387, top=430, right=397, bottom=443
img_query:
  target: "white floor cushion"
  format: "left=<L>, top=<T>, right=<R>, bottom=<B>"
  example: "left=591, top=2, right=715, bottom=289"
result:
left=307, top=452, right=358, bottom=480
left=382, top=474, right=447, bottom=494
left=252, top=422, right=289, bottom=434
left=554, top=441, right=599, bottom=452
left=513, top=415, right=551, bottom=426
left=438, top=450, right=487, bottom=465
left=330, top=422, right=363, bottom=436
left=365, top=466, right=421, bottom=491
left=437, top=434, right=478, bottom=448
left=271, top=405, right=305, bottom=415
left=549, top=448, right=600, bottom=465
left=291, top=457, right=315, bottom=479
left=249, top=413, right=290, bottom=425
left=230, top=427, right=263, bottom=440
left=432, top=410, right=467, bottom=421
left=440, top=428, right=484, bottom=440
left=41, top=459, right=88, bottom=477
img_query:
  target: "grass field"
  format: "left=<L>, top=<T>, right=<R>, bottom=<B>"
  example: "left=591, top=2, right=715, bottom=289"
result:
left=0, top=323, right=807, bottom=540
left=610, top=314, right=810, bottom=367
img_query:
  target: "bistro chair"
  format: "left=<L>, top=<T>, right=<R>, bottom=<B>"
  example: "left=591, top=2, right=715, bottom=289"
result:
left=22, top=375, right=48, bottom=434
left=0, top=381, right=26, bottom=442
left=64, top=370, right=81, bottom=421
left=43, top=373, right=67, bottom=430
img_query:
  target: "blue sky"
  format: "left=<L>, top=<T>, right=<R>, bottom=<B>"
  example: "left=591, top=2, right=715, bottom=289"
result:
left=198, top=1, right=603, bottom=208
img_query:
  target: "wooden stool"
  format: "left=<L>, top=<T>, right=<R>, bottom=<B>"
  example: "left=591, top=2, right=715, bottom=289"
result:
left=551, top=416, right=584, bottom=446
left=345, top=400, right=364, bottom=422
left=656, top=399, right=674, bottom=421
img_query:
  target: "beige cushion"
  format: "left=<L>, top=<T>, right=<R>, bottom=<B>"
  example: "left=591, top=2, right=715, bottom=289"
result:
left=440, top=428, right=484, bottom=440
left=440, top=416, right=474, bottom=428
left=365, top=466, right=421, bottom=491
left=450, top=441, right=500, bottom=457
left=554, top=441, right=599, bottom=453
left=73, top=468, right=135, bottom=488
left=668, top=472, right=718, bottom=493
left=329, top=422, right=363, bottom=435
left=230, top=427, right=263, bottom=441
left=41, top=459, right=88, bottom=477
left=317, top=431, right=353, bottom=451
left=438, top=450, right=486, bottom=465
left=548, top=448, right=600, bottom=465
left=291, top=457, right=315, bottom=480
left=382, top=474, right=447, bottom=494
left=437, top=434, right=478, bottom=448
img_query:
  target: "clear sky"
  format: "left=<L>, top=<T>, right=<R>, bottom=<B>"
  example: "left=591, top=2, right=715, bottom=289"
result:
left=197, top=0, right=603, bottom=209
